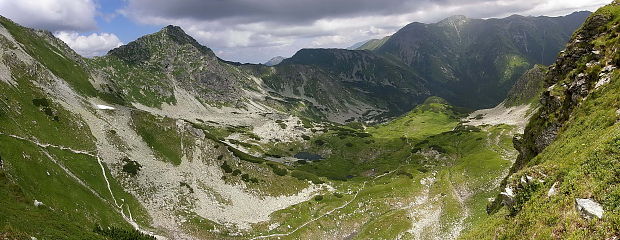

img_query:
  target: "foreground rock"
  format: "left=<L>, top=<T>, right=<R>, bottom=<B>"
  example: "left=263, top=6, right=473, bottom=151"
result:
left=575, top=198, right=604, bottom=219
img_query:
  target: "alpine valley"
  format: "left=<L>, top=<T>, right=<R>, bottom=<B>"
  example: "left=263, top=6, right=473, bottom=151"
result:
left=1, top=2, right=619, bottom=240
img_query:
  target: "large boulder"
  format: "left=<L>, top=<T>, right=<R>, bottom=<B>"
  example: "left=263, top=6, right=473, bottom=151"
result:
left=575, top=198, right=604, bottom=219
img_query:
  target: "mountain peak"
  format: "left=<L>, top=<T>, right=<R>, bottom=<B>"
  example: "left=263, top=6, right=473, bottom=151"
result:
left=107, top=24, right=214, bottom=64
left=264, top=56, right=285, bottom=66
left=149, top=24, right=210, bottom=50
left=164, top=24, right=182, bottom=31
left=439, top=15, right=468, bottom=24
left=158, top=25, right=195, bottom=45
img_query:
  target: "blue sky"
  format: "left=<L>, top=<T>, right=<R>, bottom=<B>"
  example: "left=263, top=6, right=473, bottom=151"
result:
left=93, top=0, right=158, bottom=44
left=0, top=0, right=612, bottom=63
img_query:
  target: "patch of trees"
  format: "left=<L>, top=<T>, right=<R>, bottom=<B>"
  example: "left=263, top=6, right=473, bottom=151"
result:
left=314, top=195, right=324, bottom=201
left=220, top=161, right=260, bottom=183
left=220, top=161, right=233, bottom=173
left=32, top=98, right=59, bottom=121
left=241, top=173, right=259, bottom=183
left=93, top=225, right=155, bottom=240
left=121, top=157, right=142, bottom=176
left=266, top=162, right=288, bottom=176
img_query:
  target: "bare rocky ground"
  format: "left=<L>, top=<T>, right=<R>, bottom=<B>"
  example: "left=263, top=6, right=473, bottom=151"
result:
left=1, top=21, right=528, bottom=239
left=464, top=102, right=535, bottom=133
left=133, top=86, right=314, bottom=143
left=33, top=67, right=330, bottom=239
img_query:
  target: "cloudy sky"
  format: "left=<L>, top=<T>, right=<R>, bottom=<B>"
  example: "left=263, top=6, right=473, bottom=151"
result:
left=0, top=0, right=611, bottom=63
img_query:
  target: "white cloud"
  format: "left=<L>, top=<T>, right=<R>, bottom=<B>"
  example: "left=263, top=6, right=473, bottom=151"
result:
left=55, top=31, right=123, bottom=57
left=121, top=0, right=611, bottom=63
left=520, top=0, right=610, bottom=16
left=0, top=0, right=98, bottom=32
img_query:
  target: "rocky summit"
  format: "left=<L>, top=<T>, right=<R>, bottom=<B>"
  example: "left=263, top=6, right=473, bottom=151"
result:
left=0, top=1, right=619, bottom=240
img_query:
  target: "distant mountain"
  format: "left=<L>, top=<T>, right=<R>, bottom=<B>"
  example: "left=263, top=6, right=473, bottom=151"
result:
left=263, top=56, right=285, bottom=66
left=265, top=11, right=590, bottom=120
left=503, top=64, right=547, bottom=107
left=93, top=25, right=258, bottom=107
left=375, top=11, right=591, bottom=108
left=356, top=35, right=391, bottom=50
left=346, top=39, right=371, bottom=50
left=256, top=48, right=430, bottom=122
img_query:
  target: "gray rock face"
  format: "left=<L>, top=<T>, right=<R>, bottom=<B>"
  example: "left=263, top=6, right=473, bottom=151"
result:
left=575, top=198, right=604, bottom=219
left=508, top=11, right=611, bottom=177
left=500, top=186, right=515, bottom=207
left=547, top=182, right=558, bottom=197
left=264, top=56, right=285, bottom=66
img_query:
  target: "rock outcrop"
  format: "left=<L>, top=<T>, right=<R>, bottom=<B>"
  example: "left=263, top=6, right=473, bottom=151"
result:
left=575, top=198, right=604, bottom=219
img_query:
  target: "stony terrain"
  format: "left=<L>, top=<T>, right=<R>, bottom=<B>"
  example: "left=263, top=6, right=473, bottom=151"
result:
left=2, top=3, right=619, bottom=240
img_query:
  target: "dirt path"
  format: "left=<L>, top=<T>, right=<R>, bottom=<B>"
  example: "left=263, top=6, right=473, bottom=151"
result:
left=398, top=170, right=440, bottom=239
left=446, top=172, right=468, bottom=239
left=0, top=132, right=162, bottom=238
left=250, top=170, right=396, bottom=240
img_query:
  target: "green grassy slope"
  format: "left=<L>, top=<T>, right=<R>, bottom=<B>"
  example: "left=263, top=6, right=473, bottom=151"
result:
left=503, top=65, right=547, bottom=107
left=0, top=11, right=556, bottom=239
left=0, top=18, right=151, bottom=239
left=250, top=97, right=517, bottom=239
left=463, top=2, right=620, bottom=238
left=356, top=36, right=391, bottom=50
left=368, top=96, right=464, bottom=139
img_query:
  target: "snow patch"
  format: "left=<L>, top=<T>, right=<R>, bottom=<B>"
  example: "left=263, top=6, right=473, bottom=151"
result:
left=95, top=104, right=115, bottom=110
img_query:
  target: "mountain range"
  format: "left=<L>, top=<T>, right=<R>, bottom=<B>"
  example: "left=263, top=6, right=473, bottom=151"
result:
left=1, top=3, right=619, bottom=239
left=248, top=11, right=590, bottom=122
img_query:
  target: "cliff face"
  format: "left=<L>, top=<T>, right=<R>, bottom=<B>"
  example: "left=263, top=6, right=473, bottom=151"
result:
left=466, top=2, right=620, bottom=238
left=513, top=7, right=615, bottom=172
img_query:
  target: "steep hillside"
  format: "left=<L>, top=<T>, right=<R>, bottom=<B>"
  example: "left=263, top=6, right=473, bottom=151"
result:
left=0, top=16, right=326, bottom=239
left=503, top=64, right=547, bottom=107
left=376, top=12, right=590, bottom=108
left=0, top=16, right=152, bottom=239
left=90, top=25, right=259, bottom=108
left=356, top=36, right=391, bottom=50
left=0, top=15, right=523, bottom=238
left=0, top=5, right=609, bottom=240
left=465, top=2, right=620, bottom=238
left=259, top=12, right=589, bottom=123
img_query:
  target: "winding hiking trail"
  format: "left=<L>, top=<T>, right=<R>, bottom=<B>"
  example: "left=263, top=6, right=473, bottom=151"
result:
left=398, top=170, right=440, bottom=239
left=0, top=132, right=161, bottom=238
left=250, top=170, right=396, bottom=240
left=446, top=171, right=468, bottom=239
